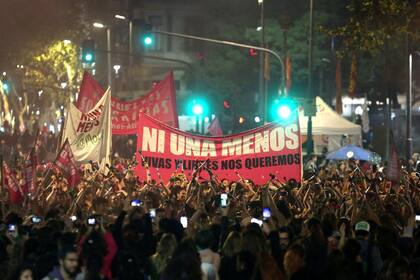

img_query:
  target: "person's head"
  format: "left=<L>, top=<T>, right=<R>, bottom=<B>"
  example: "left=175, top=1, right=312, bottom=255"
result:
left=221, top=179, right=229, bottom=189
left=284, top=244, right=305, bottom=277
left=355, top=221, right=370, bottom=240
left=92, top=197, right=107, bottom=215
left=58, top=245, right=79, bottom=277
left=278, top=227, right=292, bottom=250
left=386, top=257, right=411, bottom=280
left=161, top=239, right=202, bottom=280
left=6, top=264, right=34, bottom=280
left=221, top=231, right=241, bottom=257
left=240, top=228, right=264, bottom=256
left=156, top=233, right=177, bottom=258
left=195, top=229, right=214, bottom=251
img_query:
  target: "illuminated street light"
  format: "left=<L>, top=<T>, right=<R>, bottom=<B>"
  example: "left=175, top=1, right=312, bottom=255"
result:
left=2, top=72, right=6, bottom=76
left=113, top=64, right=121, bottom=74
left=60, top=82, right=67, bottom=89
left=115, top=15, right=126, bottom=20
left=256, top=26, right=262, bottom=31
left=355, top=105, right=363, bottom=115
left=63, top=39, right=71, bottom=44
left=93, top=22, right=105, bottom=29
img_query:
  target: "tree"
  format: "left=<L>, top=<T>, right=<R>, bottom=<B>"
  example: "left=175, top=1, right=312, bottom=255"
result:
left=4, top=40, right=84, bottom=131
left=323, top=0, right=419, bottom=102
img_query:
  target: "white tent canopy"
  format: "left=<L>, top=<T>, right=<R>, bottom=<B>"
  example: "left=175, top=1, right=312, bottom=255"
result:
left=299, top=96, right=362, bottom=153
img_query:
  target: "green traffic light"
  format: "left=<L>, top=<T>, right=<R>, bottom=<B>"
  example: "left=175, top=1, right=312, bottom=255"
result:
left=192, top=104, right=204, bottom=115
left=84, top=53, right=93, bottom=62
left=188, top=99, right=208, bottom=116
left=277, top=105, right=292, bottom=119
left=270, top=98, right=297, bottom=122
left=144, top=36, right=153, bottom=45
left=2, top=83, right=9, bottom=92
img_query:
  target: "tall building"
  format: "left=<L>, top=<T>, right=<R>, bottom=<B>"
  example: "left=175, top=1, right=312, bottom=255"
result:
left=88, top=0, right=205, bottom=100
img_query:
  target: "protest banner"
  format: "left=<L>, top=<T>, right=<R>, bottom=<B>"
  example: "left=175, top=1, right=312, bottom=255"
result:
left=135, top=112, right=301, bottom=185
left=76, top=71, right=178, bottom=133
left=62, top=88, right=112, bottom=169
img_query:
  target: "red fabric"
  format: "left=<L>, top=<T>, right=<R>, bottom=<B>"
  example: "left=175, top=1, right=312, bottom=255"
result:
left=207, top=117, right=223, bottom=136
left=387, top=134, right=400, bottom=185
left=136, top=112, right=302, bottom=185
left=102, top=232, right=117, bottom=279
left=2, top=163, right=23, bottom=204
left=54, top=140, right=80, bottom=188
left=76, top=71, right=179, bottom=133
left=24, top=148, right=38, bottom=195
left=78, top=232, right=117, bottom=279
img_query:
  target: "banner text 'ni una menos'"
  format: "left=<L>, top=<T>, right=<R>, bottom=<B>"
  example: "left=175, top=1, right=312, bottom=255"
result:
left=135, top=112, right=301, bottom=184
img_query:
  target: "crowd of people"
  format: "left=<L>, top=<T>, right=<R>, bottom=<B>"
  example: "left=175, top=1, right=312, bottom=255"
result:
left=1, top=129, right=420, bottom=280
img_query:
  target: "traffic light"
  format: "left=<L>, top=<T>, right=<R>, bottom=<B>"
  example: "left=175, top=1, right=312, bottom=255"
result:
left=270, top=98, right=298, bottom=123
left=249, top=48, right=258, bottom=57
left=1, top=79, right=9, bottom=94
left=82, top=39, right=95, bottom=63
left=187, top=99, right=208, bottom=116
left=142, top=24, right=154, bottom=46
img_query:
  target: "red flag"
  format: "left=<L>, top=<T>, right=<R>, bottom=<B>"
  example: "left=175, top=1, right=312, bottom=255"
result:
left=285, top=55, right=292, bottom=94
left=54, top=139, right=80, bottom=188
left=76, top=71, right=179, bottom=133
left=2, top=162, right=23, bottom=204
left=387, top=133, right=400, bottom=186
left=24, top=148, right=38, bottom=195
left=207, top=117, right=223, bottom=137
left=76, top=71, right=105, bottom=113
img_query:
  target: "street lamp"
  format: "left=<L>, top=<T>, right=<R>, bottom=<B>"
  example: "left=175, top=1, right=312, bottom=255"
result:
left=93, top=22, right=112, bottom=90
left=407, top=51, right=420, bottom=160
left=258, top=0, right=266, bottom=124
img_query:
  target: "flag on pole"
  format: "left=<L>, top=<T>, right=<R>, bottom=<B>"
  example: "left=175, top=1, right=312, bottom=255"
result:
left=335, top=57, right=343, bottom=114
left=54, top=139, right=80, bottom=188
left=62, top=88, right=112, bottom=170
left=207, top=117, right=223, bottom=136
left=24, top=147, right=38, bottom=195
left=75, top=71, right=105, bottom=113
left=2, top=162, right=23, bottom=204
left=285, top=55, right=292, bottom=95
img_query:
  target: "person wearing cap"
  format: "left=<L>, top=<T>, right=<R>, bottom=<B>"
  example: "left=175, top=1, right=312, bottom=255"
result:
left=355, top=220, right=383, bottom=278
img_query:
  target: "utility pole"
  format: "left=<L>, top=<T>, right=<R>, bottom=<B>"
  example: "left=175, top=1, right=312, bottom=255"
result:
left=307, top=0, right=314, bottom=155
left=258, top=0, right=266, bottom=122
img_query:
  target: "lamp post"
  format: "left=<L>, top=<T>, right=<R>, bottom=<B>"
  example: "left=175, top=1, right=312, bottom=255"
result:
left=307, top=0, right=314, bottom=155
left=258, top=0, right=266, bottom=123
left=407, top=52, right=420, bottom=160
left=150, top=30, right=285, bottom=124
left=93, top=22, right=112, bottom=91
